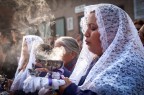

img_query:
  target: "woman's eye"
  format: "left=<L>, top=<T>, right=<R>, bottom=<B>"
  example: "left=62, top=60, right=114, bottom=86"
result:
left=91, top=27, right=97, bottom=31
left=91, top=26, right=98, bottom=31
left=89, top=24, right=98, bottom=31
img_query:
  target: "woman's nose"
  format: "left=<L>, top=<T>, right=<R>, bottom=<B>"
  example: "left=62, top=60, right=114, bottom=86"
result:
left=84, top=29, right=90, bottom=37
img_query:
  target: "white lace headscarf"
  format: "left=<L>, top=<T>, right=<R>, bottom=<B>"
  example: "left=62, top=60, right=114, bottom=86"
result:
left=11, top=35, right=44, bottom=91
left=69, top=17, right=95, bottom=85
left=70, top=4, right=144, bottom=94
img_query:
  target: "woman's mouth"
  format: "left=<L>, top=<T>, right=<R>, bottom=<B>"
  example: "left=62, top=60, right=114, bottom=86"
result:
left=85, top=40, right=90, bottom=45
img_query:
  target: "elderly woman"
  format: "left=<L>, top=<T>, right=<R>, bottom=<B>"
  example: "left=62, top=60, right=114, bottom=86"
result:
left=59, top=4, right=144, bottom=95
left=54, top=36, right=80, bottom=76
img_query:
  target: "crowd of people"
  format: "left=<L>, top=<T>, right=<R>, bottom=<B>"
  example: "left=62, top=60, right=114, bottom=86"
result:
left=1, top=3, right=144, bottom=95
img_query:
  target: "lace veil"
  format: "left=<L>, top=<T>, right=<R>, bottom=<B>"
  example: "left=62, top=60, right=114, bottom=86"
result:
left=70, top=4, right=144, bottom=94
left=70, top=16, right=95, bottom=85
left=11, top=35, right=44, bottom=91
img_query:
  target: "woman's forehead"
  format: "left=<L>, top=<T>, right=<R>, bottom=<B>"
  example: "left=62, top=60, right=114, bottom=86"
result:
left=87, top=13, right=96, bottom=24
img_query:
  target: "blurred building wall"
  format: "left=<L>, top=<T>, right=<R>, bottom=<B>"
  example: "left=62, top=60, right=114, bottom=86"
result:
left=47, top=0, right=134, bottom=38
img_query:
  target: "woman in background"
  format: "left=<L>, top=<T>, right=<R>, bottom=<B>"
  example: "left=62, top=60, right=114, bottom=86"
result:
left=54, top=36, right=80, bottom=77
left=35, top=36, right=80, bottom=77
left=10, top=35, right=44, bottom=95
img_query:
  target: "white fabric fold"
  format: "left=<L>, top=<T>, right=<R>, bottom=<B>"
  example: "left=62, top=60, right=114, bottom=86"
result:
left=23, top=76, right=65, bottom=94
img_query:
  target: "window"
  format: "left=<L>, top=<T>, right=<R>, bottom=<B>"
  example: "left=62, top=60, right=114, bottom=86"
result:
left=134, top=0, right=144, bottom=19
left=55, top=17, right=66, bottom=36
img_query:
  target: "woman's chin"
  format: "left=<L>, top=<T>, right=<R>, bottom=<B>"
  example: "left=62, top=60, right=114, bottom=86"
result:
left=88, top=47, right=94, bottom=53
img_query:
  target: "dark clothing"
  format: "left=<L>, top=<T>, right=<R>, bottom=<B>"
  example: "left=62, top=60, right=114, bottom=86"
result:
left=63, top=83, right=96, bottom=95
left=14, top=90, right=39, bottom=95
left=63, top=67, right=71, bottom=77
left=65, top=57, right=77, bottom=72
left=35, top=66, right=47, bottom=77
left=1, top=44, right=18, bottom=79
left=63, top=57, right=77, bottom=77
left=1, top=63, right=17, bottom=79
left=62, top=58, right=99, bottom=95
left=1, top=55, right=17, bottom=79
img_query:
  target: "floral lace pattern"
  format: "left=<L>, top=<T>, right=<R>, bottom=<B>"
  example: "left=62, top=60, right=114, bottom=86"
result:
left=70, top=4, right=144, bottom=94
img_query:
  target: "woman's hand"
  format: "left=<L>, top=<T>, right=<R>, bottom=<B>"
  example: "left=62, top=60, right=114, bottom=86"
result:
left=59, top=76, right=72, bottom=95
left=35, top=68, right=48, bottom=72
left=35, top=62, right=43, bottom=67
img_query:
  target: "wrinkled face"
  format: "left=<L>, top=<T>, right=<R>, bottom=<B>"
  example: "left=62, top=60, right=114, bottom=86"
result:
left=85, top=13, right=103, bottom=56
left=54, top=41, right=74, bottom=66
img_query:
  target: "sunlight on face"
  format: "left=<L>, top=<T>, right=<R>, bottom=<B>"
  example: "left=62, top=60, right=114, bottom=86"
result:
left=85, top=12, right=103, bottom=56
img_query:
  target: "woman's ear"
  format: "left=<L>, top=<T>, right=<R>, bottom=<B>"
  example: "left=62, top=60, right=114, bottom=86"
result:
left=70, top=51, right=77, bottom=58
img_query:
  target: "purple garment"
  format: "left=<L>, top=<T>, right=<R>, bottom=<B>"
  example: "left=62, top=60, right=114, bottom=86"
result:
left=62, top=58, right=99, bottom=95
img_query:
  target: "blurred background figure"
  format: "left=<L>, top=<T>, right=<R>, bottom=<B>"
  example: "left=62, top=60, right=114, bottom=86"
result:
left=139, top=25, right=144, bottom=46
left=10, top=35, right=44, bottom=95
left=75, top=32, right=83, bottom=51
left=54, top=36, right=80, bottom=77
left=0, top=43, right=17, bottom=79
left=134, top=19, right=144, bottom=31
